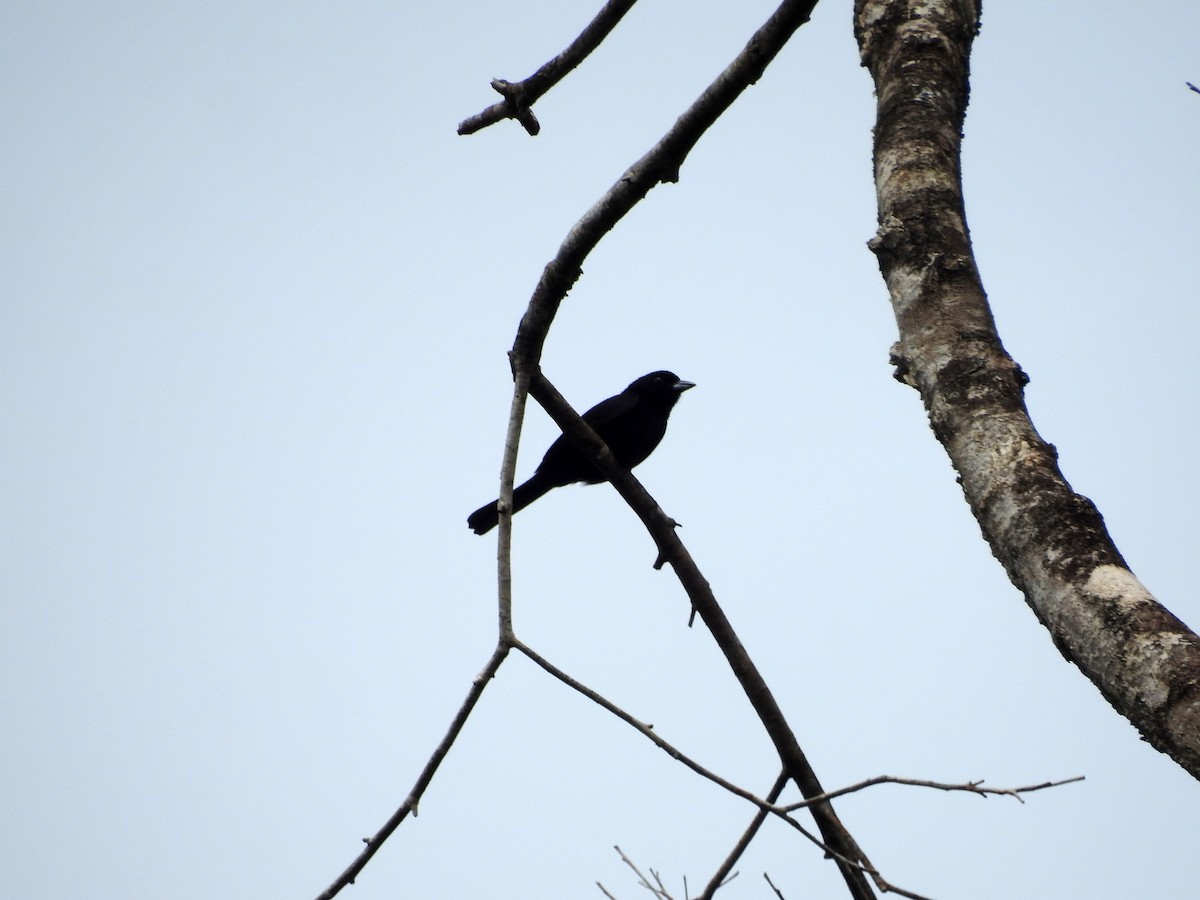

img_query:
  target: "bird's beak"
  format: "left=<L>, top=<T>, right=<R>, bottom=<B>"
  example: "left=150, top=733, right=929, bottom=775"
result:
left=673, top=379, right=696, bottom=393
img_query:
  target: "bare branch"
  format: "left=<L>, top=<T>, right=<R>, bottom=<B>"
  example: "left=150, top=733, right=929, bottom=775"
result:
left=313, top=644, right=511, bottom=899
left=514, top=638, right=774, bottom=808
left=699, top=772, right=789, bottom=900
left=515, top=637, right=932, bottom=899
left=615, top=845, right=676, bottom=899
left=509, top=0, right=819, bottom=372
left=316, top=297, right=539, bottom=900
left=458, top=0, right=640, bottom=135
left=854, top=0, right=1200, bottom=780
left=1188, top=81, right=1200, bottom=94
left=782, top=774, right=1086, bottom=811
left=494, top=366, right=535, bottom=639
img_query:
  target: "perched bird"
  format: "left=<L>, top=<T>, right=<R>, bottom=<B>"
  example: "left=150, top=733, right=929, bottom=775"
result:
left=468, top=370, right=695, bottom=535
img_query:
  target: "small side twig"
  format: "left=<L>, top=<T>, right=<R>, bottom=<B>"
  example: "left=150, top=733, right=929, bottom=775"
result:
left=514, top=638, right=772, bottom=809
left=781, top=774, right=1086, bottom=812
left=457, top=0, right=639, bottom=135
left=614, top=845, right=676, bottom=899
left=515, top=639, right=924, bottom=897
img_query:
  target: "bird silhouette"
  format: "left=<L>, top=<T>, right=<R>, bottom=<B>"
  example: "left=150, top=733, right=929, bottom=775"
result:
left=468, top=371, right=695, bottom=535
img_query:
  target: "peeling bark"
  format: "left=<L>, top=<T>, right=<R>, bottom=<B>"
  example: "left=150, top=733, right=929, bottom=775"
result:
left=854, top=0, right=1200, bottom=778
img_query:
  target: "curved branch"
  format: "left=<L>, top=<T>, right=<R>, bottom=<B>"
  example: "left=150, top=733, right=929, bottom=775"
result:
left=509, top=0, right=819, bottom=372
left=457, top=0, right=640, bottom=136
left=854, top=0, right=1200, bottom=778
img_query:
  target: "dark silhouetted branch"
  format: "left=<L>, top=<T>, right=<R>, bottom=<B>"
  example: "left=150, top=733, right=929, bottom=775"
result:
left=313, top=644, right=510, bottom=900
left=700, top=771, right=788, bottom=900
left=782, top=774, right=1086, bottom=810
left=509, top=0, right=818, bottom=371
left=457, top=0, right=639, bottom=136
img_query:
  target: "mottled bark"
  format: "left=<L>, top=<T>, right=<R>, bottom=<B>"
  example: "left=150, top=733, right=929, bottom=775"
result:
left=854, top=0, right=1200, bottom=778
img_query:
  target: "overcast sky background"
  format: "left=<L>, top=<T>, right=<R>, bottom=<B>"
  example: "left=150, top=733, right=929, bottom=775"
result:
left=4, top=2, right=1199, bottom=898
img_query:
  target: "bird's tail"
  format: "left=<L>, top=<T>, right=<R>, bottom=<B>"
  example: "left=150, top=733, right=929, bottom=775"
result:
left=467, top=474, right=553, bottom=535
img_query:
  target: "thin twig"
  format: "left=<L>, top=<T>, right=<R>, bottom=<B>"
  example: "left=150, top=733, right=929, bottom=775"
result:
left=315, top=367, right=535, bottom=896
left=313, top=644, right=511, bottom=899
left=458, top=0, right=640, bottom=135
left=699, top=771, right=789, bottom=899
left=514, top=638, right=772, bottom=809
left=509, top=0, right=819, bottom=371
left=764, top=872, right=787, bottom=899
left=615, top=845, right=676, bottom=898
left=782, top=774, right=1086, bottom=811
left=515, top=636, right=910, bottom=896
left=651, top=869, right=671, bottom=897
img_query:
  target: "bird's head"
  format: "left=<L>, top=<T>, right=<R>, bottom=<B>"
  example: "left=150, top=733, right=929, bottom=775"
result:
left=628, top=370, right=695, bottom=404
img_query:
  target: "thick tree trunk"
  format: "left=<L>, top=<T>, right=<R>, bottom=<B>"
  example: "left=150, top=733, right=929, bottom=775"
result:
left=854, top=0, right=1200, bottom=779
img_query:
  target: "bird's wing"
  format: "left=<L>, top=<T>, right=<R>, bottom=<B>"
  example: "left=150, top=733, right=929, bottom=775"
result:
left=580, top=390, right=638, bottom=429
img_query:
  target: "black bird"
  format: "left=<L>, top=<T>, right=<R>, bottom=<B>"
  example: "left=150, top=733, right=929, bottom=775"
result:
left=468, top=371, right=695, bottom=535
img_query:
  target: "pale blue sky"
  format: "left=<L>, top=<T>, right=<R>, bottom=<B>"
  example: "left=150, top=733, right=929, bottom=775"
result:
left=3, top=2, right=1199, bottom=898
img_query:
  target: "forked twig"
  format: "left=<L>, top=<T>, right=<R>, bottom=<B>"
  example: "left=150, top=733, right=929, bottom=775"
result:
left=614, top=845, right=676, bottom=899
left=458, top=0, right=640, bottom=135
